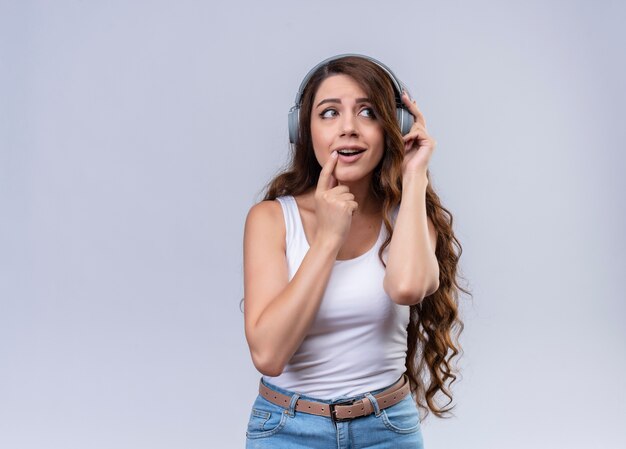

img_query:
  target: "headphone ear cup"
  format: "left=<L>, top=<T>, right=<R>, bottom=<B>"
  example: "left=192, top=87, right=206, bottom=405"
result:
left=396, top=107, right=414, bottom=136
left=288, top=107, right=300, bottom=144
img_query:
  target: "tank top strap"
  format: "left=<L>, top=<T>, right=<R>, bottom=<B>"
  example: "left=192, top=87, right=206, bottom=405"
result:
left=275, top=195, right=308, bottom=251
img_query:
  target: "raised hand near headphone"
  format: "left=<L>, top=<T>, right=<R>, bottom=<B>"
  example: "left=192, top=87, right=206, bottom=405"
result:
left=313, top=151, right=358, bottom=251
left=400, top=91, right=436, bottom=179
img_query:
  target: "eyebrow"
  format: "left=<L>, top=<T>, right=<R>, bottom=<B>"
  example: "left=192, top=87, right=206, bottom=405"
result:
left=316, top=97, right=371, bottom=108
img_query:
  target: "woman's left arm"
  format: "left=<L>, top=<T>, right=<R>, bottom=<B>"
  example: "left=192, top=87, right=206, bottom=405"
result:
left=383, top=92, right=440, bottom=306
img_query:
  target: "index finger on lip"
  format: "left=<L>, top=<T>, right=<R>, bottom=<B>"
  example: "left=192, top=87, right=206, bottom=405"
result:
left=317, top=151, right=338, bottom=192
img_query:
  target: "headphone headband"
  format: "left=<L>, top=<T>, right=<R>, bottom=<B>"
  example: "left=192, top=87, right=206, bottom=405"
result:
left=292, top=53, right=409, bottom=107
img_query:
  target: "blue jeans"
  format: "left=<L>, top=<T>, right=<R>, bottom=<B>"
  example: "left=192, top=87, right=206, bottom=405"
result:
left=245, top=375, right=425, bottom=448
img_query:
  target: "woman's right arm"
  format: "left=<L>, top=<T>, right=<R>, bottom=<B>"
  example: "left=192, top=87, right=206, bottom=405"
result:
left=243, top=151, right=356, bottom=376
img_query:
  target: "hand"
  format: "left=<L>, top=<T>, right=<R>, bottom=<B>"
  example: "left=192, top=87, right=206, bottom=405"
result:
left=400, top=91, right=437, bottom=178
left=313, top=151, right=358, bottom=249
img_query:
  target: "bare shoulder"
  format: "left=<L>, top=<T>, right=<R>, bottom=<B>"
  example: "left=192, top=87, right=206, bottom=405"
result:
left=245, top=198, right=285, bottom=241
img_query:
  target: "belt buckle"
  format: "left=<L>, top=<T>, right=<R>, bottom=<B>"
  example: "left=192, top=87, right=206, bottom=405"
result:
left=329, top=399, right=356, bottom=423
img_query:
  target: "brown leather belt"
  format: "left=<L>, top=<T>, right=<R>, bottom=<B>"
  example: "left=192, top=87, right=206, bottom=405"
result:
left=258, top=374, right=411, bottom=422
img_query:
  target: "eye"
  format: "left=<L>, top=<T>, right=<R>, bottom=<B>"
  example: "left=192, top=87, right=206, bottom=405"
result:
left=359, top=107, right=376, bottom=118
left=320, top=108, right=338, bottom=118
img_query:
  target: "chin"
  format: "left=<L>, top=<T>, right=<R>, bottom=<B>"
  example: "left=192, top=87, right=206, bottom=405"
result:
left=334, top=171, right=355, bottom=182
left=335, top=167, right=369, bottom=182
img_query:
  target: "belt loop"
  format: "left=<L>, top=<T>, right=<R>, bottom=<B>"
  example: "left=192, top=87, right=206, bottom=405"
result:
left=287, top=392, right=300, bottom=417
left=363, top=392, right=381, bottom=417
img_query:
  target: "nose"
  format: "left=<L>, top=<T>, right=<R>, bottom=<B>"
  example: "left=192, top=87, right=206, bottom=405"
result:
left=340, top=113, right=358, bottom=137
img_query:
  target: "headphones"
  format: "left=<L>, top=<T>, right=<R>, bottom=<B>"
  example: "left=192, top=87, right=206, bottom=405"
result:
left=288, top=53, right=414, bottom=144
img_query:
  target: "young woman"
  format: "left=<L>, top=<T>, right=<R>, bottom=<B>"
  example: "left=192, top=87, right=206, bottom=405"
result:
left=242, top=54, right=469, bottom=448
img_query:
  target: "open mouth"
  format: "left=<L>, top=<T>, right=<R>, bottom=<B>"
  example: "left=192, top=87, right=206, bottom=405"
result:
left=335, top=148, right=366, bottom=163
left=336, top=149, right=366, bottom=156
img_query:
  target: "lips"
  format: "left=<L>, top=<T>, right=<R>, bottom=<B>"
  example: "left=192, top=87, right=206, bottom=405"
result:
left=337, top=149, right=365, bottom=156
left=334, top=146, right=366, bottom=156
left=336, top=150, right=365, bottom=163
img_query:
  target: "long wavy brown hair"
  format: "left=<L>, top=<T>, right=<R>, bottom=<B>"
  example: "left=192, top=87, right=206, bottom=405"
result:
left=247, top=55, right=471, bottom=420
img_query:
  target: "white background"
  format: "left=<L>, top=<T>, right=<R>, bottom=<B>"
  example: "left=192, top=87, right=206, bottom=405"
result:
left=1, top=1, right=624, bottom=448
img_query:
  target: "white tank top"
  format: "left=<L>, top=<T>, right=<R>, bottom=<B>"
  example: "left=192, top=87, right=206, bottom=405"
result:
left=262, top=195, right=410, bottom=399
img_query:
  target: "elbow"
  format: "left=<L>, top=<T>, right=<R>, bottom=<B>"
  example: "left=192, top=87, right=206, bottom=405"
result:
left=256, top=361, right=284, bottom=378
left=424, top=278, right=440, bottom=297
left=251, top=350, right=285, bottom=377
left=245, top=325, right=286, bottom=377
left=385, top=278, right=439, bottom=307
left=390, top=289, right=426, bottom=306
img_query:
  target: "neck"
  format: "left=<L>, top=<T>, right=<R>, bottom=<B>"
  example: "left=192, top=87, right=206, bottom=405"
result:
left=338, top=175, right=381, bottom=217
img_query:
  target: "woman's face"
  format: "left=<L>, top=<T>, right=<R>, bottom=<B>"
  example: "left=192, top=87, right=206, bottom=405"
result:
left=310, top=74, right=385, bottom=184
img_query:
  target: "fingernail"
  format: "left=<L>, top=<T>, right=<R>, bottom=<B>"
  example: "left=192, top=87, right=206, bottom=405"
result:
left=331, top=150, right=338, bottom=158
